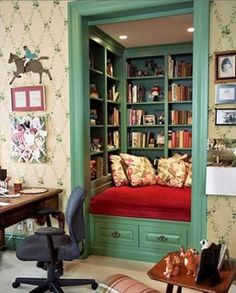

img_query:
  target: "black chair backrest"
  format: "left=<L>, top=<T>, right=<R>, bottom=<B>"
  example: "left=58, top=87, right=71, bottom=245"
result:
left=65, top=186, right=85, bottom=244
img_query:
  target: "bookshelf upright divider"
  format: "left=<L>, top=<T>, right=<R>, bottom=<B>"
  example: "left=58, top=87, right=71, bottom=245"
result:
left=89, top=29, right=123, bottom=190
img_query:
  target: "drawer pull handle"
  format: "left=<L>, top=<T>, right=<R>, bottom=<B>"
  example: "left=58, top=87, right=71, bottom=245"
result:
left=157, top=235, right=167, bottom=241
left=112, top=231, right=120, bottom=238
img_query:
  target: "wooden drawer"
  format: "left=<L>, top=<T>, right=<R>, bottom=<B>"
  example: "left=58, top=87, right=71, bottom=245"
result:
left=140, top=223, right=189, bottom=251
left=91, top=219, right=139, bottom=247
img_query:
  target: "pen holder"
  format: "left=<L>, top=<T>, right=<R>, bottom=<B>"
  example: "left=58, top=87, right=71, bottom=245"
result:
left=14, top=183, right=22, bottom=194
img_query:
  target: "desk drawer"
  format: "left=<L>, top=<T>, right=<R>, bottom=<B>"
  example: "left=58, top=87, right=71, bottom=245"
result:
left=91, top=219, right=138, bottom=247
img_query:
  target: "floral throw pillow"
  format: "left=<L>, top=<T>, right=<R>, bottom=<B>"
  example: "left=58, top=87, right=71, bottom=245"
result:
left=156, top=154, right=188, bottom=188
left=110, top=155, right=129, bottom=187
left=184, top=163, right=192, bottom=187
left=120, top=153, right=156, bottom=187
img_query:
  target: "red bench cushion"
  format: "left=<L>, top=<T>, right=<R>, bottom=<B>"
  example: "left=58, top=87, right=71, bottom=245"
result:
left=90, top=185, right=191, bottom=222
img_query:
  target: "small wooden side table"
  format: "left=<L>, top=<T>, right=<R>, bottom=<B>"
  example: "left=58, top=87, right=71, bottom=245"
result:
left=148, top=254, right=236, bottom=293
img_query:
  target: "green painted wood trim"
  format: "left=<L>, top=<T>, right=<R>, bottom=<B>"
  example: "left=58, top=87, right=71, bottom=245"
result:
left=191, top=0, right=209, bottom=249
left=68, top=0, right=209, bottom=259
left=74, top=0, right=193, bottom=17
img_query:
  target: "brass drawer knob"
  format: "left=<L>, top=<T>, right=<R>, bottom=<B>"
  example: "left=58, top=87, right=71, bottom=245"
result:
left=157, top=235, right=167, bottom=241
left=112, top=231, right=121, bottom=238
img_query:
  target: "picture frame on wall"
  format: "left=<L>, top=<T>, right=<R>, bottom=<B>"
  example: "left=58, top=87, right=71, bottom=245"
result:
left=215, top=84, right=236, bottom=104
left=11, top=85, right=46, bottom=111
left=215, top=108, right=236, bottom=126
left=215, top=50, right=236, bottom=83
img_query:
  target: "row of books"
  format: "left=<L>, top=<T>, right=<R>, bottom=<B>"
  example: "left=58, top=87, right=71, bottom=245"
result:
left=108, top=131, right=120, bottom=149
left=128, top=131, right=164, bottom=148
left=171, top=110, right=192, bottom=125
left=168, top=130, right=192, bottom=148
left=108, top=107, right=120, bottom=126
left=127, top=109, right=146, bottom=125
left=168, top=83, right=192, bottom=101
left=168, top=55, right=192, bottom=78
left=90, top=156, right=104, bottom=180
left=127, top=83, right=145, bottom=103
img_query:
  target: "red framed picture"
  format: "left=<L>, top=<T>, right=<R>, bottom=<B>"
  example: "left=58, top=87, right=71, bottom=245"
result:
left=11, top=85, right=46, bottom=111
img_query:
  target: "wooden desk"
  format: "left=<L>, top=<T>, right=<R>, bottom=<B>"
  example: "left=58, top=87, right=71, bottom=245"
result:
left=148, top=254, right=236, bottom=293
left=0, top=188, right=62, bottom=249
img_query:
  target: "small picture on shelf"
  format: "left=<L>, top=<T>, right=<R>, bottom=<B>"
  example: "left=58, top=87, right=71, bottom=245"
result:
left=143, top=114, right=156, bottom=125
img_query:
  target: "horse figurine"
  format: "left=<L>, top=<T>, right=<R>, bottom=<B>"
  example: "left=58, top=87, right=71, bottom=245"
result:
left=8, top=53, right=52, bottom=84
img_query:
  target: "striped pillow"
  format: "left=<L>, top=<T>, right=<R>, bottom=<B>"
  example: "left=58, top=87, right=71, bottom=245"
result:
left=96, top=274, right=160, bottom=293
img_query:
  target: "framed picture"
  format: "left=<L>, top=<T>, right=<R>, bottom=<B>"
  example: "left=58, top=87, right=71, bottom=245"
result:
left=215, top=84, right=236, bottom=104
left=11, top=85, right=46, bottom=111
left=215, top=51, right=236, bottom=83
left=143, top=114, right=156, bottom=125
left=215, top=108, right=236, bottom=125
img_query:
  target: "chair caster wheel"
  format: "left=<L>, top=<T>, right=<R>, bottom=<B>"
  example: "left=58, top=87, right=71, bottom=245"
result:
left=12, top=281, right=20, bottom=288
left=91, top=282, right=98, bottom=290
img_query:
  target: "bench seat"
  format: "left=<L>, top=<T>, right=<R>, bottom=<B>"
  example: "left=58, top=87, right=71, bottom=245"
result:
left=90, top=185, right=191, bottom=222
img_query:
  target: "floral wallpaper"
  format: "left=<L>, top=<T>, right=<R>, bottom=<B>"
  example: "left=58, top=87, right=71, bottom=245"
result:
left=0, top=0, right=70, bottom=212
left=208, top=0, right=236, bottom=257
left=0, top=0, right=236, bottom=257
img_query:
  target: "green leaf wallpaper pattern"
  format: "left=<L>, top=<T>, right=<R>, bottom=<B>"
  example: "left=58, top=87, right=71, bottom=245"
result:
left=0, top=1, right=70, bottom=205
left=0, top=0, right=236, bottom=257
left=208, top=0, right=236, bottom=257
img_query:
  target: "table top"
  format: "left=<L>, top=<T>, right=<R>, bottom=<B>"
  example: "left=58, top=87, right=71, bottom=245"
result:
left=0, top=188, right=62, bottom=214
left=148, top=254, right=236, bottom=293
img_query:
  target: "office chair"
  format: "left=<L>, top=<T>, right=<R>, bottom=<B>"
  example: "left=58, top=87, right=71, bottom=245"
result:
left=12, top=186, right=98, bottom=293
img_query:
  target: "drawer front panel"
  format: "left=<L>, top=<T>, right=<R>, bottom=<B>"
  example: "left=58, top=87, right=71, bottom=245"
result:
left=140, top=225, right=188, bottom=250
left=93, top=221, right=138, bottom=247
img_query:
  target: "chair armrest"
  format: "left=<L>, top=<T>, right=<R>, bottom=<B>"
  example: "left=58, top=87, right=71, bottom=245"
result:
left=35, top=209, right=65, bottom=229
left=35, top=227, right=65, bottom=236
left=35, top=227, right=65, bottom=262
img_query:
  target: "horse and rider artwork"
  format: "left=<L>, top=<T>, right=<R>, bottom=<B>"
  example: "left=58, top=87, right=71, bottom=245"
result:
left=8, top=46, right=52, bottom=85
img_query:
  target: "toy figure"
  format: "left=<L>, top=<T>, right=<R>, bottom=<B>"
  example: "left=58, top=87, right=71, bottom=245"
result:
left=184, top=249, right=199, bottom=277
left=23, top=45, right=38, bottom=72
left=163, top=253, right=180, bottom=278
left=151, top=84, right=161, bottom=101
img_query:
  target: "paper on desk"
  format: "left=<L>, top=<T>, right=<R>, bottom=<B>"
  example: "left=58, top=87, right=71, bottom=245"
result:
left=0, top=202, right=11, bottom=206
left=0, top=194, right=20, bottom=198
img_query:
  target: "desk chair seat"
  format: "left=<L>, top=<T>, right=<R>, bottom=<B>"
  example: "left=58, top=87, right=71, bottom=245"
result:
left=12, top=186, right=98, bottom=293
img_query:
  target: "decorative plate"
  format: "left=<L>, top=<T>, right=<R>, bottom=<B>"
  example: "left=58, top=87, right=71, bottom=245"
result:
left=20, top=188, right=48, bottom=194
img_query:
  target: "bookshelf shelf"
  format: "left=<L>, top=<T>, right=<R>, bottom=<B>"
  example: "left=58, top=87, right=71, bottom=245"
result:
left=127, top=125, right=164, bottom=128
left=107, top=74, right=119, bottom=81
left=90, top=68, right=103, bottom=75
left=127, top=75, right=164, bottom=80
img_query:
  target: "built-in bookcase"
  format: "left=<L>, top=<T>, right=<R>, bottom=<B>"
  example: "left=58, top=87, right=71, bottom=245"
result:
left=124, top=45, right=192, bottom=163
left=89, top=30, right=123, bottom=185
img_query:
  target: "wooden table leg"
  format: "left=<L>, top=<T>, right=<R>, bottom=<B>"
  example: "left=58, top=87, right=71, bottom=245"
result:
left=0, top=228, right=6, bottom=251
left=166, top=283, right=174, bottom=293
left=177, top=286, right=182, bottom=293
